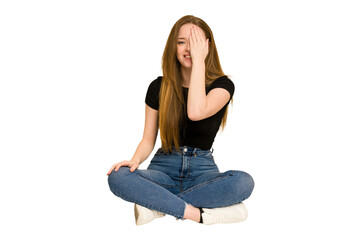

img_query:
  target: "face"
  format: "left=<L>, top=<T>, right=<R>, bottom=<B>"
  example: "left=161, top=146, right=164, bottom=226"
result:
left=176, top=23, right=206, bottom=70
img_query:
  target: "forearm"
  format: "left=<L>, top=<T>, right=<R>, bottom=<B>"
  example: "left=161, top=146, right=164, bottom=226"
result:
left=131, top=138, right=155, bottom=165
left=187, top=60, right=207, bottom=119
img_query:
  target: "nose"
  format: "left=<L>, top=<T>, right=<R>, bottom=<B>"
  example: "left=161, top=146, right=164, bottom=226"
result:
left=185, top=42, right=190, bottom=51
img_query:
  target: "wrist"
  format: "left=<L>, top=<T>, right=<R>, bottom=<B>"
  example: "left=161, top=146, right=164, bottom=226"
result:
left=132, top=158, right=141, bottom=165
left=191, top=59, right=205, bottom=66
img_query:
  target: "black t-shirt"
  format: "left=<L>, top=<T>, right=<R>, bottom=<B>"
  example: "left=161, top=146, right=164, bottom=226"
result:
left=145, top=76, right=235, bottom=150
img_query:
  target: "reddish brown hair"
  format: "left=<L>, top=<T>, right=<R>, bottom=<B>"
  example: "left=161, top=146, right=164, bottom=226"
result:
left=159, top=15, right=230, bottom=153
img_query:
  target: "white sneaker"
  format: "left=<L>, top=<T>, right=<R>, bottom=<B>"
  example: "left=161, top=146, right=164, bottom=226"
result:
left=134, top=204, right=166, bottom=225
left=201, top=202, right=248, bottom=225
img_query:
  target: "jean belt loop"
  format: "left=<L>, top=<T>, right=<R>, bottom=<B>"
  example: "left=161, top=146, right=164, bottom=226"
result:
left=194, top=148, right=198, bottom=157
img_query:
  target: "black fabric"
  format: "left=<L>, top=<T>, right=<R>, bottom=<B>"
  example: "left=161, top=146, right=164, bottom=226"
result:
left=145, top=76, right=235, bottom=150
left=199, top=207, right=204, bottom=223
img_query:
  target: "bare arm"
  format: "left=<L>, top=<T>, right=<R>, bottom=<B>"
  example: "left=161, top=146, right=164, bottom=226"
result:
left=130, top=105, right=159, bottom=165
left=187, top=25, right=231, bottom=121
left=107, top=105, right=158, bottom=174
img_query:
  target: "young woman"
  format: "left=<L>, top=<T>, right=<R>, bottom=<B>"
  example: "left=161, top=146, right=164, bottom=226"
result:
left=107, top=15, right=254, bottom=225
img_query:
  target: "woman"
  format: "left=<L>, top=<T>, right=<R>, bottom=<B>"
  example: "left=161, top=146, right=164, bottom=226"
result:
left=107, top=15, right=254, bottom=225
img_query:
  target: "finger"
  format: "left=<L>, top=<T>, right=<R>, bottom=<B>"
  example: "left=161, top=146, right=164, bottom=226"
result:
left=130, top=163, right=139, bottom=172
left=189, top=27, right=195, bottom=45
left=114, top=162, right=125, bottom=172
left=190, top=26, right=194, bottom=42
left=107, top=166, right=115, bottom=175
left=107, top=163, right=117, bottom=174
left=192, top=26, right=199, bottom=42
left=196, top=26, right=204, bottom=42
left=196, top=26, right=207, bottom=43
left=129, top=162, right=135, bottom=172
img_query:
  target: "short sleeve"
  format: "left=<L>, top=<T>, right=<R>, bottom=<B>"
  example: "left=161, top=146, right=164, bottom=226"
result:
left=145, top=77, right=162, bottom=110
left=207, top=76, right=235, bottom=100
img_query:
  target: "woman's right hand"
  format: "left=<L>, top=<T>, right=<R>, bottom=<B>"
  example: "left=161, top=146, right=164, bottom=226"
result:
left=107, top=160, right=140, bottom=175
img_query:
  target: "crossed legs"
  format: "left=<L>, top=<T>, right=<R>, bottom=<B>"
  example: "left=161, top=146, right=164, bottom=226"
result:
left=108, top=167, right=254, bottom=223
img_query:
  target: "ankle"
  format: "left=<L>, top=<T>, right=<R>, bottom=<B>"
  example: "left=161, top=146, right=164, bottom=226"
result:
left=184, top=204, right=201, bottom=223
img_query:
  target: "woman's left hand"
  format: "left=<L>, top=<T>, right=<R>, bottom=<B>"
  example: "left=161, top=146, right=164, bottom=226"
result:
left=189, top=25, right=209, bottom=63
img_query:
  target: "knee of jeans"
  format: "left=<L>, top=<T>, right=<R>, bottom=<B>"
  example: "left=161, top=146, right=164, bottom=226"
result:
left=107, top=167, right=132, bottom=193
left=229, top=170, right=255, bottom=199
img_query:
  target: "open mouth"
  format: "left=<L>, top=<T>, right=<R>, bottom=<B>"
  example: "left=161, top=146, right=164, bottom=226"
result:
left=184, top=55, right=191, bottom=59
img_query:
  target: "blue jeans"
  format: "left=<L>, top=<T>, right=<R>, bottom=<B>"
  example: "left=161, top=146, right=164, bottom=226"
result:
left=108, top=146, right=254, bottom=219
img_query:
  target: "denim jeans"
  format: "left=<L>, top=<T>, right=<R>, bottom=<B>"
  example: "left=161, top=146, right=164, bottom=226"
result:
left=108, top=146, right=254, bottom=219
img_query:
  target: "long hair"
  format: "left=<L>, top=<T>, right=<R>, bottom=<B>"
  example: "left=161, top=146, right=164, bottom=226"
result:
left=159, top=15, right=231, bottom=153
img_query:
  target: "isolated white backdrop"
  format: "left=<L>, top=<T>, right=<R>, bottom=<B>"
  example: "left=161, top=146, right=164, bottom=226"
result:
left=1, top=0, right=359, bottom=239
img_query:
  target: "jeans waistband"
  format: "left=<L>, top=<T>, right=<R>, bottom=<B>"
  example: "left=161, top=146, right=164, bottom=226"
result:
left=176, top=146, right=214, bottom=156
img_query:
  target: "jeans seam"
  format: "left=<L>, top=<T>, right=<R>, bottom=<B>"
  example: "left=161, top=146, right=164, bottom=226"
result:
left=135, top=171, right=178, bottom=189
left=177, top=171, right=235, bottom=198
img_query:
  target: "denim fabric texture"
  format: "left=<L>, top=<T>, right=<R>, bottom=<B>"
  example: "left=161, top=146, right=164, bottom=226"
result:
left=108, top=146, right=254, bottom=219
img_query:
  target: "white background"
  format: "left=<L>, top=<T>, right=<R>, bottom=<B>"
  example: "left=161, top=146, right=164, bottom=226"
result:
left=1, top=0, right=359, bottom=239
